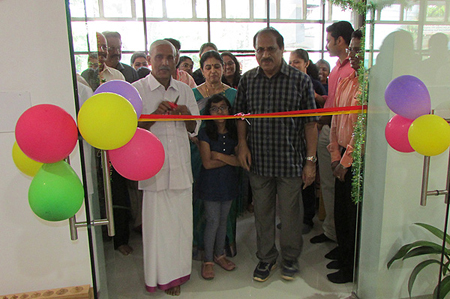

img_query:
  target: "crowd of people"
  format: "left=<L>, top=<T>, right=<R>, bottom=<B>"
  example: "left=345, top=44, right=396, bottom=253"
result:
left=77, top=20, right=363, bottom=296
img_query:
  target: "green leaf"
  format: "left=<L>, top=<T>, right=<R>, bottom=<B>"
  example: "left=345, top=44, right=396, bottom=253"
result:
left=388, top=241, right=445, bottom=269
left=444, top=261, right=450, bottom=276
left=415, top=223, right=450, bottom=245
left=408, top=259, right=441, bottom=297
left=404, top=246, right=445, bottom=261
left=433, top=275, right=450, bottom=299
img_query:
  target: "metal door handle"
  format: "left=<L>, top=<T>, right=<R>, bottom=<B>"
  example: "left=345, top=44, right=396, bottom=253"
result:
left=420, top=144, right=450, bottom=206
left=69, top=150, right=115, bottom=240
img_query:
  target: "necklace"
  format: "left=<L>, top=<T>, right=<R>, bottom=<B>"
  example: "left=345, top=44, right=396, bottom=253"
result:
left=205, top=83, right=225, bottom=98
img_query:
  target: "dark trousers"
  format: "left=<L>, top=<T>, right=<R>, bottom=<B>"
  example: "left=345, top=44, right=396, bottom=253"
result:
left=302, top=184, right=316, bottom=226
left=111, top=168, right=131, bottom=249
left=334, top=165, right=357, bottom=278
left=249, top=173, right=304, bottom=263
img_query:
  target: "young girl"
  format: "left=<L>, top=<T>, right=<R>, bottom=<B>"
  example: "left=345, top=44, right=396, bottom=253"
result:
left=197, top=94, right=240, bottom=280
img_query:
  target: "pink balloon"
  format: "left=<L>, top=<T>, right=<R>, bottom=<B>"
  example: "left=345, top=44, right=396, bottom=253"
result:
left=15, top=104, right=78, bottom=163
left=108, top=128, right=165, bottom=181
left=385, top=114, right=415, bottom=153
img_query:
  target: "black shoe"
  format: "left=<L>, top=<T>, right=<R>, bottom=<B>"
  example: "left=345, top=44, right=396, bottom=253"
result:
left=325, top=247, right=340, bottom=260
left=302, top=224, right=313, bottom=235
left=310, top=233, right=333, bottom=244
left=276, top=222, right=282, bottom=230
left=253, top=260, right=277, bottom=282
left=327, top=270, right=352, bottom=284
left=326, top=260, right=341, bottom=270
left=281, top=260, right=299, bottom=281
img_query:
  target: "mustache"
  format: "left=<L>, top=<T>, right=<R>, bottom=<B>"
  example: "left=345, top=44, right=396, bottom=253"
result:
left=261, top=58, right=273, bottom=63
left=110, top=54, right=120, bottom=58
left=159, top=66, right=171, bottom=71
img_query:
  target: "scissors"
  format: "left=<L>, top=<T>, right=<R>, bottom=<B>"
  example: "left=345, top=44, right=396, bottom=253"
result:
left=168, top=95, right=179, bottom=110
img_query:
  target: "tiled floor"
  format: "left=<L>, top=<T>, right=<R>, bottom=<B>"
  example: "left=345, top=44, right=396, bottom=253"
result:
left=104, top=212, right=354, bottom=298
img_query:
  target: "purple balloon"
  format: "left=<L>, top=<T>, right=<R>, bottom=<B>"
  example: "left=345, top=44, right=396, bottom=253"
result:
left=94, top=80, right=143, bottom=117
left=385, top=75, right=431, bottom=120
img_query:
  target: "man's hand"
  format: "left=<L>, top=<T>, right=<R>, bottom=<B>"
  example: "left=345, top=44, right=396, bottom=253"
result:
left=171, top=104, right=189, bottom=115
left=171, top=104, right=196, bottom=133
left=138, top=101, right=173, bottom=130
left=302, top=162, right=316, bottom=189
left=189, top=136, right=199, bottom=147
left=332, top=161, right=347, bottom=182
left=237, top=142, right=251, bottom=171
left=154, top=101, right=173, bottom=115
left=331, top=161, right=339, bottom=172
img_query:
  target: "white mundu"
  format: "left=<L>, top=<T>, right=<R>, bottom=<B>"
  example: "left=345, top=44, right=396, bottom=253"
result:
left=132, top=73, right=199, bottom=292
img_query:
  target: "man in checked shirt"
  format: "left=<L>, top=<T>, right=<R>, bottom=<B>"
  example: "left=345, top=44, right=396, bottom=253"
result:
left=234, top=27, right=318, bottom=282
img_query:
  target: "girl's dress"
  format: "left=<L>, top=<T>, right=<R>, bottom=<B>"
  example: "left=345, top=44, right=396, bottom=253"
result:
left=197, top=128, right=239, bottom=261
left=197, top=129, right=238, bottom=202
left=191, top=88, right=241, bottom=258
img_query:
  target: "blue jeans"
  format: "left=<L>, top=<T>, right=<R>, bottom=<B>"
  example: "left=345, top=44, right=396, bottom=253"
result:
left=203, top=200, right=233, bottom=262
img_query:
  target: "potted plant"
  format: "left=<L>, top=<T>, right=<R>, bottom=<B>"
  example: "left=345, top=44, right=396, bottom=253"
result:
left=387, top=222, right=450, bottom=299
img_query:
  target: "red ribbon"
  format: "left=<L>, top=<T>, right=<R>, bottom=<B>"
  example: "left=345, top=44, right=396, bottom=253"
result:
left=138, top=105, right=367, bottom=121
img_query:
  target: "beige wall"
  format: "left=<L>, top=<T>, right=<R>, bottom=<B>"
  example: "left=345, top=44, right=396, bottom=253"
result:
left=0, top=0, right=92, bottom=295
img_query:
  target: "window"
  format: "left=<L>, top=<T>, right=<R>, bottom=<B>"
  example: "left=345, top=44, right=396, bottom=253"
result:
left=69, top=0, right=356, bottom=73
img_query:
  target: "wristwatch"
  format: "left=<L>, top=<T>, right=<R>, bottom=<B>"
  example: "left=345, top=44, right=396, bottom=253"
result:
left=338, top=163, right=349, bottom=169
left=306, top=156, right=317, bottom=163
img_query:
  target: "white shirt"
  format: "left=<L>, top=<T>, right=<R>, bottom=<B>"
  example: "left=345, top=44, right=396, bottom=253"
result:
left=99, top=65, right=125, bottom=83
left=132, top=73, right=200, bottom=192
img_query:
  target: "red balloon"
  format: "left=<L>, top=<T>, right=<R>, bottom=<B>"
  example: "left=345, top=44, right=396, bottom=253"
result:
left=108, top=128, right=165, bottom=181
left=385, top=114, right=414, bottom=153
left=15, top=104, right=78, bottom=163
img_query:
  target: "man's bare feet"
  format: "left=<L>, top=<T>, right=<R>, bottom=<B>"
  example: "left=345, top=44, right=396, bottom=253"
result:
left=117, top=244, right=133, bottom=256
left=164, top=286, right=180, bottom=296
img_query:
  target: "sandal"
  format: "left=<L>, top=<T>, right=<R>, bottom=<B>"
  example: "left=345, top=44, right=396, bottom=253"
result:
left=202, top=262, right=215, bottom=280
left=214, top=254, right=236, bottom=271
left=117, top=244, right=133, bottom=256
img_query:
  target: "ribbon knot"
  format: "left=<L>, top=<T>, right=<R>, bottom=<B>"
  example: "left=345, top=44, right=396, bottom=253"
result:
left=234, top=112, right=251, bottom=125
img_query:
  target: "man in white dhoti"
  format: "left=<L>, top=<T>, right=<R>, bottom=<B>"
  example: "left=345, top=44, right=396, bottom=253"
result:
left=133, top=39, right=200, bottom=296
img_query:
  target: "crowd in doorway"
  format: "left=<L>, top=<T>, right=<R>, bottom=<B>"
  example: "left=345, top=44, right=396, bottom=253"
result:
left=77, top=21, right=365, bottom=296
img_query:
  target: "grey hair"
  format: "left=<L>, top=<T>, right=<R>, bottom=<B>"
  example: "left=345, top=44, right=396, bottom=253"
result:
left=149, top=40, right=176, bottom=57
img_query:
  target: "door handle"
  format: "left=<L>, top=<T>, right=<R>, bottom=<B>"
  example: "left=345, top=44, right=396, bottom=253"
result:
left=420, top=115, right=450, bottom=206
left=69, top=150, right=115, bottom=240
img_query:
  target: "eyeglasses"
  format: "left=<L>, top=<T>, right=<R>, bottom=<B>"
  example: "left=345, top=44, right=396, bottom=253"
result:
left=204, top=64, right=222, bottom=70
left=209, top=106, right=229, bottom=113
left=98, top=45, right=108, bottom=51
left=107, top=46, right=122, bottom=52
left=346, top=47, right=362, bottom=55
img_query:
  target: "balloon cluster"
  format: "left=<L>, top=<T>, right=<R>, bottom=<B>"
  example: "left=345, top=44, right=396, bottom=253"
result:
left=13, top=80, right=165, bottom=222
left=385, top=75, right=450, bottom=156
left=14, top=104, right=83, bottom=221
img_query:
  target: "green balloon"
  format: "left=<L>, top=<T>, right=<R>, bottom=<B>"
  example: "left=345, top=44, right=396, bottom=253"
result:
left=28, top=161, right=84, bottom=221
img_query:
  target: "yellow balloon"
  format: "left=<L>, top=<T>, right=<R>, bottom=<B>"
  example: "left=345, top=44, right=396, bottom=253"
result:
left=12, top=141, right=43, bottom=176
left=78, top=92, right=137, bottom=150
left=408, top=114, right=450, bottom=156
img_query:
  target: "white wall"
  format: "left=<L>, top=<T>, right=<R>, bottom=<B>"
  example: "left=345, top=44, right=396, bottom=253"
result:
left=0, top=0, right=92, bottom=295
left=357, top=17, right=450, bottom=299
